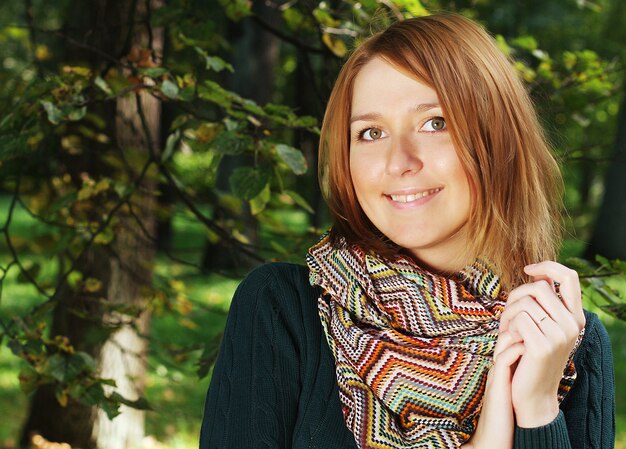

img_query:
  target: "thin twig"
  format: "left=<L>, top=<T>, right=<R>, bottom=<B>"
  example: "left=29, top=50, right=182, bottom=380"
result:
left=251, top=15, right=325, bottom=54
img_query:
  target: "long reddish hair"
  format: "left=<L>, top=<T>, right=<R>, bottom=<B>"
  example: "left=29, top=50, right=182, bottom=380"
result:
left=319, top=13, right=563, bottom=289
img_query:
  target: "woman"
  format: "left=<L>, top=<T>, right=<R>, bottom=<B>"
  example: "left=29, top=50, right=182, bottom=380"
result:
left=200, top=13, right=615, bottom=449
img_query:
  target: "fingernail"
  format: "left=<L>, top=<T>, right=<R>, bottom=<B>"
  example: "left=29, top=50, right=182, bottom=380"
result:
left=525, top=263, right=537, bottom=269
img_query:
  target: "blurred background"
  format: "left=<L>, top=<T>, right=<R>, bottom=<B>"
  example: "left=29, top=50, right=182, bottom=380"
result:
left=0, top=0, right=624, bottom=448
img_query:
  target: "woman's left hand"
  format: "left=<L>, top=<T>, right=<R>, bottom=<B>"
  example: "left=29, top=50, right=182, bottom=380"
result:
left=498, top=261, right=586, bottom=428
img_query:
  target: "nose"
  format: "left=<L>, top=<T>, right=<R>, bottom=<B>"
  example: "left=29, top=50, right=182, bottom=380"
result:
left=385, top=134, right=423, bottom=176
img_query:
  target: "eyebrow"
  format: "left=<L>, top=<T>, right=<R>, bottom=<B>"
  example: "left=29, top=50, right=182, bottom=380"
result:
left=349, top=103, right=441, bottom=125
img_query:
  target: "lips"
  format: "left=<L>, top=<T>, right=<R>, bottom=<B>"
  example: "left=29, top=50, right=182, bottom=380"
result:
left=388, top=188, right=442, bottom=203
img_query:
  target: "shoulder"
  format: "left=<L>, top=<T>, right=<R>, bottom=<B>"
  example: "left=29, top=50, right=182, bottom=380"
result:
left=238, top=262, right=312, bottom=291
left=235, top=262, right=317, bottom=303
left=230, top=262, right=321, bottom=321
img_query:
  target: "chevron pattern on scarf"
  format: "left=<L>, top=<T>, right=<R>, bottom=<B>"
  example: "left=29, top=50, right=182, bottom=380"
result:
left=307, top=234, right=579, bottom=449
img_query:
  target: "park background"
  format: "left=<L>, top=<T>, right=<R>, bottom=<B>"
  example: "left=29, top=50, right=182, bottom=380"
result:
left=0, top=0, right=625, bottom=448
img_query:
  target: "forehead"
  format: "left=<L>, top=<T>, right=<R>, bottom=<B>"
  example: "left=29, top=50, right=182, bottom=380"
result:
left=351, top=57, right=439, bottom=116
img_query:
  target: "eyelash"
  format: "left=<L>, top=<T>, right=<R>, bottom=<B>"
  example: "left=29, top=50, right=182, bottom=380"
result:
left=354, top=116, right=447, bottom=142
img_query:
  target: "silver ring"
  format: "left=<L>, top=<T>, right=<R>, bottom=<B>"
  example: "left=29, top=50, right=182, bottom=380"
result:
left=539, top=315, right=549, bottom=323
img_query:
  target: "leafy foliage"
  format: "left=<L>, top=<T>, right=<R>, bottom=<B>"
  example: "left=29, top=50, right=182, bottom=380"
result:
left=0, top=0, right=625, bottom=439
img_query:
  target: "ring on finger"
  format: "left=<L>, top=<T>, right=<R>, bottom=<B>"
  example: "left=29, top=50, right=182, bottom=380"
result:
left=553, top=281, right=563, bottom=301
left=539, top=315, right=549, bottom=323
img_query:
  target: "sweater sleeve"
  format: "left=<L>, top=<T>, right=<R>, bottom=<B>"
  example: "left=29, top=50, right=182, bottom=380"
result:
left=513, top=310, right=615, bottom=449
left=199, top=263, right=304, bottom=449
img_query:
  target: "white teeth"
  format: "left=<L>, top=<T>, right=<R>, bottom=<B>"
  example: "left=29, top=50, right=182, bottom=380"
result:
left=390, top=188, right=441, bottom=203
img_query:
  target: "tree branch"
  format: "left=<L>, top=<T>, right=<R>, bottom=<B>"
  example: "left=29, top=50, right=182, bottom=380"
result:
left=251, top=15, right=325, bottom=55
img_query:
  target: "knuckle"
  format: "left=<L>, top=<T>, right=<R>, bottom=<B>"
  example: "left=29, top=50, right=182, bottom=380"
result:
left=534, top=279, right=551, bottom=290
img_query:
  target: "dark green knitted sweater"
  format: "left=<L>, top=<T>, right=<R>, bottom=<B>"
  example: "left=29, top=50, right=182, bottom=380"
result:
left=200, top=263, right=615, bottom=449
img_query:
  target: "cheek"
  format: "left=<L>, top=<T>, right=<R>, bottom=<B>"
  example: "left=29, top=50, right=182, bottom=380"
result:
left=349, top=152, right=372, bottom=195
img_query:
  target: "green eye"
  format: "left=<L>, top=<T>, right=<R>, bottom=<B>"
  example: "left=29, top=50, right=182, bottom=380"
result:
left=424, top=117, right=446, bottom=132
left=363, top=127, right=384, bottom=140
left=432, top=118, right=445, bottom=130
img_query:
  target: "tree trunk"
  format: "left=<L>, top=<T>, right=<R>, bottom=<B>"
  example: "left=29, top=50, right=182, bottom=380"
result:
left=585, top=85, right=626, bottom=259
left=19, top=1, right=163, bottom=448
left=94, top=0, right=163, bottom=447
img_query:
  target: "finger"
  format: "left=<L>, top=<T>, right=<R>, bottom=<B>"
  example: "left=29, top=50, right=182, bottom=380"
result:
left=506, top=281, right=578, bottom=336
left=500, top=295, right=552, bottom=334
left=524, top=262, right=583, bottom=321
left=493, top=330, right=522, bottom=362
left=493, top=342, right=524, bottom=370
left=509, top=312, right=547, bottom=354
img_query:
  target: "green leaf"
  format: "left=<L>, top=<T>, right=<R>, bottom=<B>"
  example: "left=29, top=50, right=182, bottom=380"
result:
left=161, top=80, right=179, bottom=99
left=283, top=7, right=306, bottom=31
left=199, top=80, right=238, bottom=109
left=109, top=391, right=152, bottom=410
left=275, top=144, right=307, bottom=175
left=94, top=76, right=113, bottom=95
left=18, top=366, right=41, bottom=394
left=511, top=35, right=538, bottom=51
left=392, top=0, right=429, bottom=16
left=313, top=8, right=340, bottom=27
left=162, top=131, right=180, bottom=162
left=41, top=354, right=68, bottom=382
left=41, top=352, right=95, bottom=383
left=138, top=67, right=169, bottom=78
left=67, top=105, right=87, bottom=122
left=285, top=190, right=314, bottom=214
left=250, top=183, right=271, bottom=215
left=291, top=115, right=318, bottom=129
left=211, top=131, right=253, bottom=155
left=195, top=47, right=234, bottom=73
left=229, top=167, right=270, bottom=200
left=41, top=101, right=64, bottom=125
left=219, top=0, right=252, bottom=21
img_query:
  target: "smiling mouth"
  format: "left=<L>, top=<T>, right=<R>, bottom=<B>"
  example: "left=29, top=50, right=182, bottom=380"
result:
left=388, top=188, right=442, bottom=203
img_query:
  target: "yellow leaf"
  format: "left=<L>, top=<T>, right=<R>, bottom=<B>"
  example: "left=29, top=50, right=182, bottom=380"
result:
left=62, top=65, right=92, bottom=77
left=77, top=184, right=95, bottom=201
left=56, top=388, right=69, bottom=407
left=94, top=178, right=111, bottom=194
left=176, top=295, right=193, bottom=315
left=84, top=278, right=103, bottom=293
left=94, top=227, right=114, bottom=245
left=322, top=33, right=347, bottom=58
left=179, top=318, right=199, bottom=330
left=169, top=279, right=186, bottom=292
left=35, top=45, right=51, bottom=61
left=232, top=229, right=251, bottom=245
left=196, top=123, right=220, bottom=143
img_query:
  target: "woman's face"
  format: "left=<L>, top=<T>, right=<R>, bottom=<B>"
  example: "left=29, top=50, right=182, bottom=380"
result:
left=349, top=57, right=471, bottom=272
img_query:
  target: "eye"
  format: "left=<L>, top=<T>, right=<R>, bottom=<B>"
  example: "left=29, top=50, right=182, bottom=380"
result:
left=360, top=127, right=386, bottom=141
left=422, top=117, right=447, bottom=132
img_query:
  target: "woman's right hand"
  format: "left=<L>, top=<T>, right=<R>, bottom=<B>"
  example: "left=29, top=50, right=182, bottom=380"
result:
left=461, top=331, right=524, bottom=449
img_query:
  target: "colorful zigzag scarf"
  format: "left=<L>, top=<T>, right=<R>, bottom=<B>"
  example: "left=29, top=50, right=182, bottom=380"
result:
left=306, top=234, right=579, bottom=449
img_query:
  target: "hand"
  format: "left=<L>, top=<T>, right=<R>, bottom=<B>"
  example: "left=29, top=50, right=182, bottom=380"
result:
left=499, top=261, right=585, bottom=428
left=462, top=331, right=523, bottom=449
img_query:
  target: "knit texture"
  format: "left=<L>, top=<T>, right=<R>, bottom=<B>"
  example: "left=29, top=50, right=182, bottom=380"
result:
left=199, top=263, right=615, bottom=449
left=306, top=236, right=579, bottom=449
